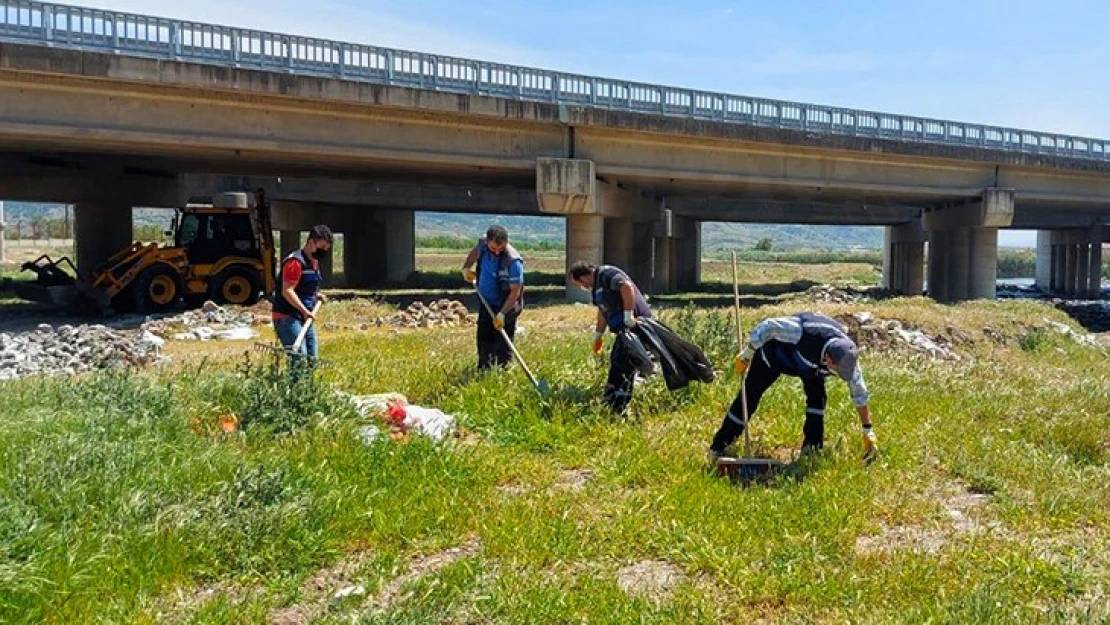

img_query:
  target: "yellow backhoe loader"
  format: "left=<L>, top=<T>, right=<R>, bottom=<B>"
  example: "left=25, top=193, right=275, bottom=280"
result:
left=15, top=191, right=276, bottom=315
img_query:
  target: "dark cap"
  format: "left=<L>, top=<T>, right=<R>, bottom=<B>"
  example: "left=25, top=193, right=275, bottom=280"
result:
left=825, top=337, right=859, bottom=381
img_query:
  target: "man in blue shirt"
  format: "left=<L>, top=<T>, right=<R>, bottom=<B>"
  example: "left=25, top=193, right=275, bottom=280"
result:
left=461, top=226, right=525, bottom=370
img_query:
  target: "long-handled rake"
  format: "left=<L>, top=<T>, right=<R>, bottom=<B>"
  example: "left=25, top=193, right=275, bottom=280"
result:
left=472, top=283, right=550, bottom=396
left=254, top=300, right=322, bottom=359
left=716, top=251, right=785, bottom=484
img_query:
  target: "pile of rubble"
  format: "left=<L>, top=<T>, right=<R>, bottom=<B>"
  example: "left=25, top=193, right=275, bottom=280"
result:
left=142, top=301, right=260, bottom=342
left=804, top=285, right=858, bottom=303
left=801, top=284, right=902, bottom=304
left=837, top=312, right=961, bottom=361
left=0, top=323, right=166, bottom=381
left=373, top=300, right=473, bottom=329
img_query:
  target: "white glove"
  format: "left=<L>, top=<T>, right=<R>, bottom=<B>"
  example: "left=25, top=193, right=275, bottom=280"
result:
left=862, top=425, right=879, bottom=462
left=623, top=311, right=637, bottom=328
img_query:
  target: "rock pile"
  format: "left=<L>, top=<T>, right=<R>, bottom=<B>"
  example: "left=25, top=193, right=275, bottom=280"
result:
left=837, top=312, right=961, bottom=360
left=0, top=323, right=166, bottom=381
left=801, top=284, right=902, bottom=304
left=373, top=300, right=473, bottom=329
left=804, top=284, right=857, bottom=303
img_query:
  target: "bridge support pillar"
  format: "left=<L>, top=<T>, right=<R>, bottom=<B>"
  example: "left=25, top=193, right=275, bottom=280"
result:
left=650, top=211, right=700, bottom=294
left=924, top=188, right=1013, bottom=302
left=75, top=201, right=133, bottom=277
left=882, top=218, right=925, bottom=295
left=603, top=217, right=633, bottom=274
left=343, top=208, right=414, bottom=288
left=537, top=157, right=659, bottom=298
left=566, top=214, right=604, bottom=302
left=1035, top=227, right=1103, bottom=297
left=674, top=217, right=701, bottom=291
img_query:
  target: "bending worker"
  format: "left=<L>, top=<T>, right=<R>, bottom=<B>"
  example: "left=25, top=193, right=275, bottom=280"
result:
left=461, top=225, right=525, bottom=370
left=708, top=312, right=879, bottom=462
left=271, top=224, right=332, bottom=360
left=568, top=261, right=652, bottom=413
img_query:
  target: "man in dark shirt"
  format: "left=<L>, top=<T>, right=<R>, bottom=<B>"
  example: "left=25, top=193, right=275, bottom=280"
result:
left=568, top=261, right=652, bottom=413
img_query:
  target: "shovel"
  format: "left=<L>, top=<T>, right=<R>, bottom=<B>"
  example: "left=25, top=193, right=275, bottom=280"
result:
left=254, top=300, right=322, bottom=358
left=472, top=283, right=550, bottom=396
left=716, top=251, right=785, bottom=484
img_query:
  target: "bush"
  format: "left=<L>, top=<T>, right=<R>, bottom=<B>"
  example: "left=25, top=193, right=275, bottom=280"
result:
left=997, top=249, right=1035, bottom=278
left=659, top=303, right=736, bottom=369
left=233, top=356, right=356, bottom=434
left=754, top=237, right=774, bottom=251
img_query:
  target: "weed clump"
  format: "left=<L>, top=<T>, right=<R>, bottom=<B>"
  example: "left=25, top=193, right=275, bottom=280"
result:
left=233, top=357, right=356, bottom=434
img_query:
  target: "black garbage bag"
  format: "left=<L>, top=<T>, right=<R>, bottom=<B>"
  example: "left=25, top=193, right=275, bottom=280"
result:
left=634, top=318, right=716, bottom=391
left=612, top=328, right=654, bottom=378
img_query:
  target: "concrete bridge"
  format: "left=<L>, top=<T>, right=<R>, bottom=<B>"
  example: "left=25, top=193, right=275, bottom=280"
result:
left=1, top=1, right=1107, bottom=300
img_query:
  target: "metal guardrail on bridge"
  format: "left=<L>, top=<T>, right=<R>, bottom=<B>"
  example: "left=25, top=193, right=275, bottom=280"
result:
left=1, top=0, right=1108, bottom=162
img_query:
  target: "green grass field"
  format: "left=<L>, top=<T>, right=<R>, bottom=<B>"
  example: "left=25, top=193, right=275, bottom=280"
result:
left=0, top=294, right=1107, bottom=623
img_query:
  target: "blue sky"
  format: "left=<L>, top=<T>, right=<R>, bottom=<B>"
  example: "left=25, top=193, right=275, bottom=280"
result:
left=66, top=0, right=1110, bottom=246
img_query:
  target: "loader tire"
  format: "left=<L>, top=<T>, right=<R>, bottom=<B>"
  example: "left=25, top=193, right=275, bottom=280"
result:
left=132, top=265, right=182, bottom=314
left=210, top=266, right=262, bottom=306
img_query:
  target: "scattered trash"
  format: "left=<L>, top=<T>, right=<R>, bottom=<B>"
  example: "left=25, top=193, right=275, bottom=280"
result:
left=397, top=405, right=456, bottom=442
left=356, top=424, right=381, bottom=445
left=837, top=312, right=961, bottom=360
left=345, top=392, right=457, bottom=443
left=144, top=301, right=260, bottom=342
left=333, top=585, right=365, bottom=600
left=218, top=413, right=239, bottom=433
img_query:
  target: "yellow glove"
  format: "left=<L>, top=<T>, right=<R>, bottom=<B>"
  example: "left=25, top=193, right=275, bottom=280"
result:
left=734, top=356, right=749, bottom=375
left=592, top=330, right=604, bottom=355
left=462, top=267, right=477, bottom=283
left=734, top=346, right=754, bottom=375
left=862, top=426, right=879, bottom=462
left=493, top=312, right=505, bottom=330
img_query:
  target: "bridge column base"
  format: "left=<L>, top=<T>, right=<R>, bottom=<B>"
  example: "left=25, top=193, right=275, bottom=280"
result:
left=1036, top=227, right=1104, bottom=298
left=924, top=188, right=1013, bottom=302
left=566, top=214, right=604, bottom=303
left=344, top=209, right=414, bottom=288
left=75, top=201, right=132, bottom=278
left=882, top=218, right=925, bottom=296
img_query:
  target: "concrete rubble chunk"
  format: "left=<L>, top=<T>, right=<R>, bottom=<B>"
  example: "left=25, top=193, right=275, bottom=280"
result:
left=376, top=299, right=475, bottom=329
left=0, top=324, right=167, bottom=381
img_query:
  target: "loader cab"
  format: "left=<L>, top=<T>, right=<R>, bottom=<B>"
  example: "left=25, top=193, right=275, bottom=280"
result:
left=175, top=207, right=260, bottom=265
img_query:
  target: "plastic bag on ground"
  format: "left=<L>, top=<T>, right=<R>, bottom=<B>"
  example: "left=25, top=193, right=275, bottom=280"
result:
left=345, top=392, right=409, bottom=419
left=402, top=405, right=456, bottom=442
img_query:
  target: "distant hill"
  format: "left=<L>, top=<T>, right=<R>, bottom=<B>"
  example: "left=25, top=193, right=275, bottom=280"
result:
left=2, top=202, right=883, bottom=250
left=417, top=213, right=882, bottom=250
